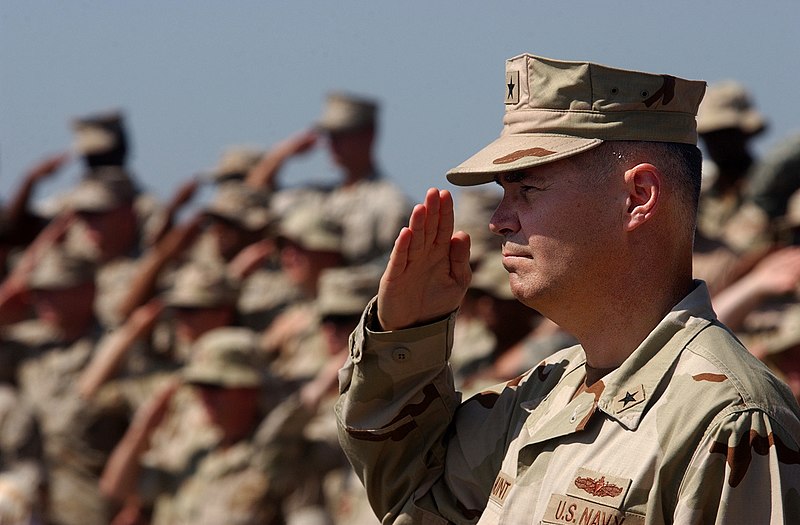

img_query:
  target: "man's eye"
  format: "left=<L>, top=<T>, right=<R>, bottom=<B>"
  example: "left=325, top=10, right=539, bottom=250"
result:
left=520, top=184, right=543, bottom=194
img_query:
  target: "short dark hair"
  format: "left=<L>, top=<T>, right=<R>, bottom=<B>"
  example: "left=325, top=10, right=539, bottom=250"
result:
left=575, top=141, right=703, bottom=236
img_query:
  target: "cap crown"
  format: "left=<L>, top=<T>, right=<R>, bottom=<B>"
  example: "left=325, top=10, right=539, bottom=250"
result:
left=183, top=327, right=261, bottom=387
left=447, top=54, right=706, bottom=186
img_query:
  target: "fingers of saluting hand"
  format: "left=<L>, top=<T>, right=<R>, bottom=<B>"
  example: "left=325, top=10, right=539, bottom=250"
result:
left=407, top=188, right=452, bottom=260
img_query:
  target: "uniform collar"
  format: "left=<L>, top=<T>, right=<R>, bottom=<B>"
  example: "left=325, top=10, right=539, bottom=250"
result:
left=595, top=280, right=716, bottom=430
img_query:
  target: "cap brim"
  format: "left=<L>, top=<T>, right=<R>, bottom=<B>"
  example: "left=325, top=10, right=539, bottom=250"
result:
left=446, top=134, right=603, bottom=186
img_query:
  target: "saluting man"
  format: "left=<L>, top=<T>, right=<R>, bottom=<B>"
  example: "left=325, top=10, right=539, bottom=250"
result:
left=335, top=53, right=800, bottom=524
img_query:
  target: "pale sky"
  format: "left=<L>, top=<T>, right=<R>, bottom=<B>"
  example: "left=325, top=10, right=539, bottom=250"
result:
left=2, top=1, right=799, bottom=210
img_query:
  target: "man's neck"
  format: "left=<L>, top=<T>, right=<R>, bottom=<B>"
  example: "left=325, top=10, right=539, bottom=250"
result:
left=561, top=277, right=694, bottom=370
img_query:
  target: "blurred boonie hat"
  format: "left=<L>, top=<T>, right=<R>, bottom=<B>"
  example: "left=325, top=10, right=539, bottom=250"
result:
left=67, top=171, right=136, bottom=213
left=696, top=80, right=766, bottom=136
left=183, top=327, right=261, bottom=387
left=447, top=53, right=706, bottom=186
left=279, top=205, right=343, bottom=253
left=71, top=109, right=126, bottom=156
left=316, top=91, right=378, bottom=134
left=28, top=248, right=95, bottom=290
left=317, top=265, right=382, bottom=317
left=205, top=184, right=272, bottom=232
left=469, top=251, right=514, bottom=300
left=165, top=263, right=237, bottom=308
left=207, top=146, right=263, bottom=183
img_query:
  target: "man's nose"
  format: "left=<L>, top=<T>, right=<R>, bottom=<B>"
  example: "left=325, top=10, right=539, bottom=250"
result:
left=489, top=198, right=518, bottom=237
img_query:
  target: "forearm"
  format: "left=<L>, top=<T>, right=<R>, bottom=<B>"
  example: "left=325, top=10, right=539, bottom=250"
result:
left=335, top=299, right=461, bottom=521
left=99, top=420, right=151, bottom=503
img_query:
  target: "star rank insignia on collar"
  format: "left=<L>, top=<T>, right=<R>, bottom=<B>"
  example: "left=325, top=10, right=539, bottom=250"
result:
left=613, top=384, right=646, bottom=413
left=505, top=71, right=519, bottom=105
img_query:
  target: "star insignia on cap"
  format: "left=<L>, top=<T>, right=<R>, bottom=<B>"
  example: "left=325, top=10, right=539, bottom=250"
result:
left=505, top=71, right=519, bottom=104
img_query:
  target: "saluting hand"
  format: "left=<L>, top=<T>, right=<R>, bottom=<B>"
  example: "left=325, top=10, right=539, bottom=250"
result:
left=377, top=188, right=471, bottom=331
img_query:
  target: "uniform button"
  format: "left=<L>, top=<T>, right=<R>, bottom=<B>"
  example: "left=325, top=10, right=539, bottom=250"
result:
left=392, top=347, right=410, bottom=363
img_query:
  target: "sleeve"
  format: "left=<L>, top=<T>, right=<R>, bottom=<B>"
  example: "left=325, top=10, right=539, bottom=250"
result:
left=673, top=407, right=800, bottom=524
left=336, top=299, right=501, bottom=524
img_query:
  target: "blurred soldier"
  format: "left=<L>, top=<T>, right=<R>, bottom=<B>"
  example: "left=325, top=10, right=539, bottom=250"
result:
left=77, top=260, right=240, bottom=403
left=260, top=204, right=345, bottom=382
left=336, top=53, right=800, bottom=523
left=696, top=80, right=767, bottom=243
left=72, top=109, right=166, bottom=248
left=100, top=327, right=289, bottom=525
left=60, top=170, right=152, bottom=331
left=306, top=266, right=382, bottom=525
left=190, top=182, right=274, bottom=269
left=2, top=248, right=129, bottom=525
left=248, top=91, right=412, bottom=264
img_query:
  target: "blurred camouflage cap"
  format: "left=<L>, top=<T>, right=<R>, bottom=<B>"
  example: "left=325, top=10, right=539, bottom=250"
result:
left=279, top=204, right=343, bottom=253
left=67, top=171, right=136, bottom=213
left=317, top=264, right=382, bottom=317
left=454, top=188, right=503, bottom=264
left=183, top=327, right=262, bottom=387
left=207, top=146, right=264, bottom=183
left=71, top=109, right=126, bottom=156
left=760, top=305, right=800, bottom=357
left=28, top=248, right=95, bottom=290
left=165, top=263, right=237, bottom=308
left=205, top=184, right=272, bottom=232
left=696, top=80, right=766, bottom=136
left=469, top=250, right=514, bottom=300
left=316, top=91, right=378, bottom=134
left=447, top=53, right=706, bottom=186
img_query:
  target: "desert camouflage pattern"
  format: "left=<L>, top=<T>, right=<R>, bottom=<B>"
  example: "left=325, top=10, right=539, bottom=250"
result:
left=140, top=434, right=282, bottom=525
left=336, top=282, right=800, bottom=524
left=321, top=175, right=411, bottom=265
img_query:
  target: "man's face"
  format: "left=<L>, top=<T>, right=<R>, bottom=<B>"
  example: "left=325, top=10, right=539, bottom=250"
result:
left=209, top=218, right=253, bottom=261
left=33, top=283, right=96, bottom=328
left=280, top=241, right=341, bottom=288
left=489, top=157, right=624, bottom=316
left=327, top=129, right=373, bottom=170
left=76, top=205, right=136, bottom=260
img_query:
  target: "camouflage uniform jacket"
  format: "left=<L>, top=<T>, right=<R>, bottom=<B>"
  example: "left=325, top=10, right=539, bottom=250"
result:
left=336, top=282, right=800, bottom=524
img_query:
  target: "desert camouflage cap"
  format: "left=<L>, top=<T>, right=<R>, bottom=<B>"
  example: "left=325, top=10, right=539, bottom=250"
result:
left=165, top=263, right=237, bottom=308
left=447, top=53, right=706, bottom=186
left=279, top=204, right=343, bottom=253
left=66, top=172, right=136, bottom=213
left=182, top=327, right=262, bottom=387
left=316, top=91, right=378, bottom=134
left=317, top=264, right=382, bottom=317
left=696, top=80, right=766, bottom=136
left=28, top=248, right=95, bottom=290
left=207, top=145, right=264, bottom=183
left=71, top=109, right=126, bottom=156
left=205, top=184, right=272, bottom=232
left=469, top=250, right=514, bottom=301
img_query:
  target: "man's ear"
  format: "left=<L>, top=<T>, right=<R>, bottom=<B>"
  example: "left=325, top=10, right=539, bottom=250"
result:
left=624, top=163, right=661, bottom=232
